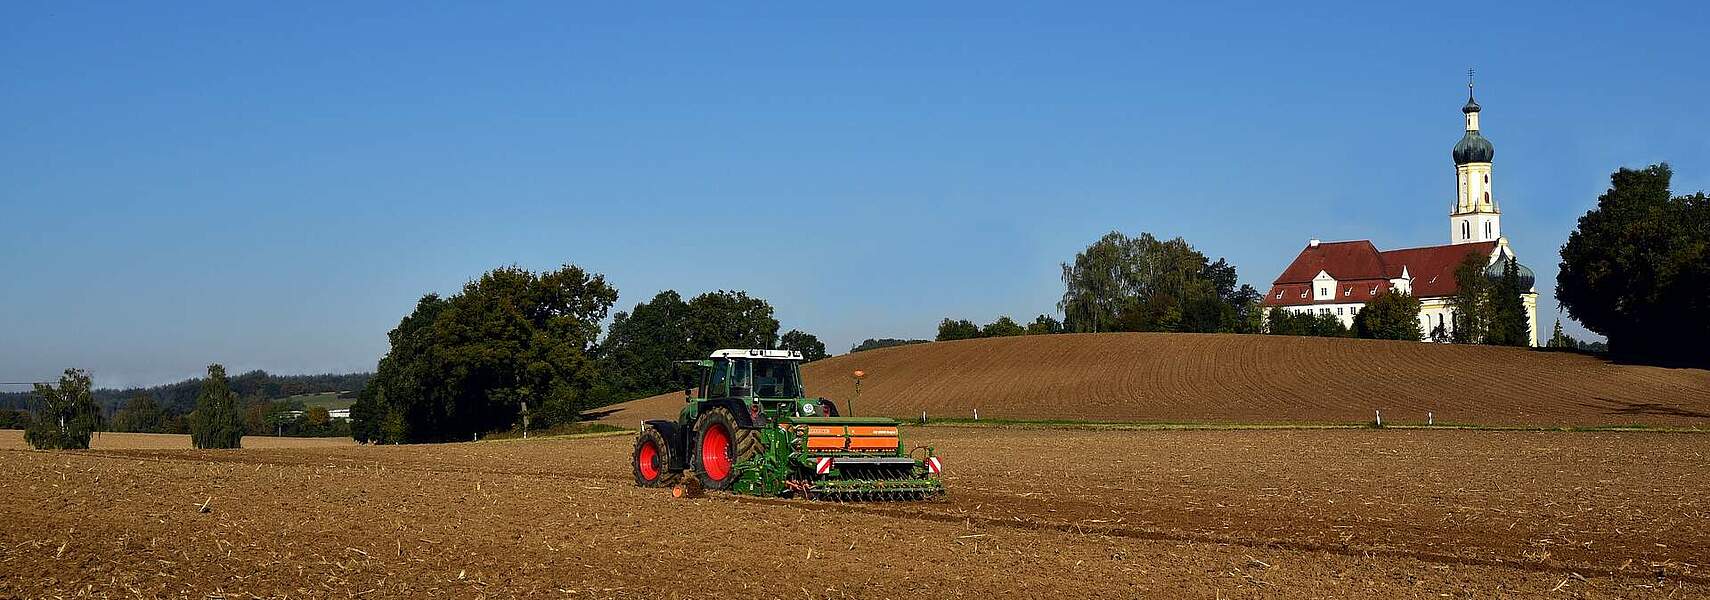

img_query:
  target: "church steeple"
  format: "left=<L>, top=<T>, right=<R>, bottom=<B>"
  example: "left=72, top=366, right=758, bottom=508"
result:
left=1451, top=72, right=1500, bottom=244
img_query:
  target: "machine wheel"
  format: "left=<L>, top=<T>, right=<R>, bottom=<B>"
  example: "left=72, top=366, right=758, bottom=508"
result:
left=691, top=407, right=760, bottom=490
left=632, top=426, right=680, bottom=488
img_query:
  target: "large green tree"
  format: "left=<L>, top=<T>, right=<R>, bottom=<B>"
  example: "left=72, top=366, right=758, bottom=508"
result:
left=596, top=289, right=800, bottom=401
left=1558, top=164, right=1709, bottom=363
left=779, top=329, right=828, bottom=361
left=1448, top=253, right=1493, bottom=344
left=1059, top=231, right=1259, bottom=334
left=1353, top=289, right=1422, bottom=341
left=936, top=318, right=981, bottom=341
left=189, top=364, right=244, bottom=449
left=24, top=368, right=100, bottom=450
left=352, top=265, right=619, bottom=443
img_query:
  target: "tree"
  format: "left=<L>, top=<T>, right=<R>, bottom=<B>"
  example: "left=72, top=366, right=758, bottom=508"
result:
left=1448, top=253, right=1492, bottom=344
left=305, top=406, right=331, bottom=428
left=1025, top=315, right=1063, bottom=335
left=1486, top=258, right=1530, bottom=346
left=936, top=318, right=981, bottom=341
left=683, top=290, right=780, bottom=354
left=24, top=368, right=100, bottom=450
left=980, top=316, right=1026, bottom=337
left=849, top=338, right=929, bottom=353
left=779, top=329, right=828, bottom=361
left=1353, top=289, right=1422, bottom=340
left=0, top=409, right=31, bottom=430
left=352, top=265, right=619, bottom=443
left=597, top=291, right=693, bottom=400
left=190, top=364, right=244, bottom=449
left=1059, top=231, right=1258, bottom=334
left=111, top=393, right=165, bottom=433
left=1558, top=164, right=1709, bottom=364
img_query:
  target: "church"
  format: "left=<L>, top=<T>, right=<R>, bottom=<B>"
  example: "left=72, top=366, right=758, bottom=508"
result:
left=1261, top=83, right=1539, bottom=346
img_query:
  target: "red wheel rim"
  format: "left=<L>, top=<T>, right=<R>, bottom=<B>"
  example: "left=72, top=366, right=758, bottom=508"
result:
left=638, top=440, right=659, bottom=481
left=700, top=423, right=732, bottom=481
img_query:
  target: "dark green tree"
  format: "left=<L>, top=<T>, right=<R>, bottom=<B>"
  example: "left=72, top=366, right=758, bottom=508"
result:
left=1448, top=253, right=1493, bottom=344
left=598, top=291, right=693, bottom=400
left=935, top=318, right=982, bottom=341
left=684, top=290, right=780, bottom=354
left=189, top=364, right=244, bottom=449
left=1486, top=258, right=1531, bottom=346
left=779, top=329, right=828, bottom=361
left=24, top=368, right=100, bottom=450
left=1265, top=308, right=1350, bottom=338
left=352, top=264, right=619, bottom=443
left=1353, top=289, right=1423, bottom=340
left=1024, top=315, right=1063, bottom=335
left=1558, top=164, right=1709, bottom=363
left=0, top=409, right=31, bottom=430
left=981, top=316, right=1026, bottom=337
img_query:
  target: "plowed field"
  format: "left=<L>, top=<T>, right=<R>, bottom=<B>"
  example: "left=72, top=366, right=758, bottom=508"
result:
left=592, top=334, right=1710, bottom=428
left=3, top=427, right=1705, bottom=598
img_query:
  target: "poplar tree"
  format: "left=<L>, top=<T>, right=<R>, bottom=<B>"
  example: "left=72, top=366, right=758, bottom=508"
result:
left=190, top=364, right=244, bottom=449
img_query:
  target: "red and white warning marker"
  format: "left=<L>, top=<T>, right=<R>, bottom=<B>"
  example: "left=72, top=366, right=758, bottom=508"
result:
left=927, top=456, right=943, bottom=475
left=815, top=457, right=834, bottom=475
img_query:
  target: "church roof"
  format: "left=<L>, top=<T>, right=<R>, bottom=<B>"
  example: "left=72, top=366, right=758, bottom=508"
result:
left=1263, top=240, right=1497, bottom=306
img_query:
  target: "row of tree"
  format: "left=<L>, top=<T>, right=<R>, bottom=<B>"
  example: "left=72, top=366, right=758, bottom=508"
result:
left=350, top=266, right=830, bottom=444
left=21, top=365, right=248, bottom=450
left=0, top=370, right=367, bottom=420
left=935, top=314, right=1063, bottom=341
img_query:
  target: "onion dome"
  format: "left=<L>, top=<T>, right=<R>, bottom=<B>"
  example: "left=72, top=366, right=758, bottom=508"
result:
left=1453, top=131, right=1494, bottom=164
left=1484, top=259, right=1535, bottom=290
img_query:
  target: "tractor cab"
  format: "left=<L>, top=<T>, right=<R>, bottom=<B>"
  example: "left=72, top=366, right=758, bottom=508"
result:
left=681, top=349, right=834, bottom=425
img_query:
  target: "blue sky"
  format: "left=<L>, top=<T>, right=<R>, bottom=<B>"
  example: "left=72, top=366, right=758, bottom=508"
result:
left=3, top=2, right=1706, bottom=388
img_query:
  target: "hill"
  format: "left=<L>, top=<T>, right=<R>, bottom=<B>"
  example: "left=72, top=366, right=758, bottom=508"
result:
left=588, top=333, right=1710, bottom=428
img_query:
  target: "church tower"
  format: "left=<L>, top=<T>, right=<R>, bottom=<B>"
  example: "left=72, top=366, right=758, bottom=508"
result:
left=1450, top=79, right=1499, bottom=244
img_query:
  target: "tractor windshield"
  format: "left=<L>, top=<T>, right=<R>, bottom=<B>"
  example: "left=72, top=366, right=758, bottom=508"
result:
left=750, top=359, right=803, bottom=398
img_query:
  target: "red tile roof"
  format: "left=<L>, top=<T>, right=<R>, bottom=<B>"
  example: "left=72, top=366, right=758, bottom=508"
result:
left=1262, top=240, right=1496, bottom=306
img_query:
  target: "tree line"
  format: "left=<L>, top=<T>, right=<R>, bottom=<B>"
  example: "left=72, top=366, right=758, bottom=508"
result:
left=19, top=364, right=250, bottom=450
left=1, top=370, right=369, bottom=437
left=350, top=266, right=830, bottom=444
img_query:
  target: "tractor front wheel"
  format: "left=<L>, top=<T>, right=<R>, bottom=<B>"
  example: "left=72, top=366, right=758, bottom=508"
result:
left=632, top=426, right=679, bottom=488
left=691, top=407, right=760, bottom=490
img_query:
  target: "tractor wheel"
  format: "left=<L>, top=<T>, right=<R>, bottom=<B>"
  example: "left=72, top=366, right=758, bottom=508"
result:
left=632, top=426, right=679, bottom=488
left=690, top=407, right=760, bottom=490
left=817, top=398, right=839, bottom=417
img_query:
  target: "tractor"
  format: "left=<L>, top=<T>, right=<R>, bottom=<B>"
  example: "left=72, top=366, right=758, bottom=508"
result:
left=631, top=349, right=945, bottom=501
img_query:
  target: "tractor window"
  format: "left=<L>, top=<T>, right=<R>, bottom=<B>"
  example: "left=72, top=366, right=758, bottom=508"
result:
left=709, top=360, right=730, bottom=398
left=730, top=359, right=753, bottom=397
left=753, top=360, right=802, bottom=398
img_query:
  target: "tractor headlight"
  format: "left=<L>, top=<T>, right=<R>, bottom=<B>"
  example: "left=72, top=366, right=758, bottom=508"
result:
left=800, top=402, right=816, bottom=416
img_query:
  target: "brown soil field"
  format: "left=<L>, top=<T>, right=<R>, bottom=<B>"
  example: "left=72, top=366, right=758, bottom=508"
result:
left=3, top=427, right=1704, bottom=598
left=0, top=430, right=357, bottom=450
left=591, top=333, right=1710, bottom=428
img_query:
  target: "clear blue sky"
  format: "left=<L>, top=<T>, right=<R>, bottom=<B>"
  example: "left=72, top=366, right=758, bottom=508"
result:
left=3, top=2, right=1706, bottom=388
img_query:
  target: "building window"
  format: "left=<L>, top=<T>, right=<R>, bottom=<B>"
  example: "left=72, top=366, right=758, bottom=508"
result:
left=1484, top=174, right=1489, bottom=184
left=1319, top=287, right=1327, bottom=296
left=1351, top=307, right=1359, bottom=315
left=1337, top=307, right=1344, bottom=315
left=1462, top=221, right=1470, bottom=239
left=1344, top=288, right=1351, bottom=296
left=1299, top=291, right=1307, bottom=299
left=1369, top=286, right=1377, bottom=295
left=1275, top=291, right=1283, bottom=299
left=1484, top=221, right=1492, bottom=238
left=1483, top=191, right=1490, bottom=204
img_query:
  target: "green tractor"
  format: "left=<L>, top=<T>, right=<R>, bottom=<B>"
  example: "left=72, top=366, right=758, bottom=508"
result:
left=631, top=349, right=945, bottom=501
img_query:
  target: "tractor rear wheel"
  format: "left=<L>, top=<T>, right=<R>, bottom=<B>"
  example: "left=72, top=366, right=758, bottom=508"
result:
left=632, top=426, right=679, bottom=488
left=691, top=407, right=760, bottom=490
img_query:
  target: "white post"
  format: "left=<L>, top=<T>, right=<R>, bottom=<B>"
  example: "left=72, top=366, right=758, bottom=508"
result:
left=974, top=408, right=979, bottom=421
left=1428, top=411, right=1434, bottom=426
left=1374, top=409, right=1382, bottom=428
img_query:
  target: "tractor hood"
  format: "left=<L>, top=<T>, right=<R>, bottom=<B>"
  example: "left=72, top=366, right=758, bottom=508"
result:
left=783, top=416, right=900, bottom=426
